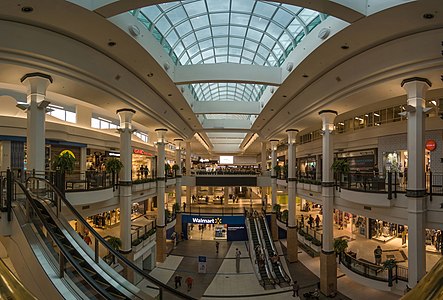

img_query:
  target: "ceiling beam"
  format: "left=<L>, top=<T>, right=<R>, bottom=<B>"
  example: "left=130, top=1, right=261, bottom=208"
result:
left=201, top=119, right=251, bottom=130
left=174, top=64, right=281, bottom=86
left=193, top=101, right=261, bottom=115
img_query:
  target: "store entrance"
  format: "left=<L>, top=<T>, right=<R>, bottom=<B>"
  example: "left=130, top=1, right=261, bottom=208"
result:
left=187, top=223, right=227, bottom=241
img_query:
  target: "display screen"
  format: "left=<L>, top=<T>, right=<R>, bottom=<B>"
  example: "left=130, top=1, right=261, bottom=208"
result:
left=219, top=156, right=234, bottom=164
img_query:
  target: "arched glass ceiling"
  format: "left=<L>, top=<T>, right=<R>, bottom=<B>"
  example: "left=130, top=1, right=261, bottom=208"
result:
left=136, top=0, right=323, bottom=67
left=190, top=82, right=266, bottom=102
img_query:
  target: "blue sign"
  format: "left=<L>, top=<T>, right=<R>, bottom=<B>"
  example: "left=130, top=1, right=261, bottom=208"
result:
left=198, top=256, right=207, bottom=262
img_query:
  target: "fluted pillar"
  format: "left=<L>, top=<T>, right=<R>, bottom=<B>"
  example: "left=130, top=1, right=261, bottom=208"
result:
left=286, top=129, right=299, bottom=262
left=185, top=141, right=192, bottom=210
left=155, top=129, right=167, bottom=262
left=402, top=77, right=431, bottom=287
left=116, top=108, right=136, bottom=253
left=270, top=140, right=278, bottom=207
left=174, top=139, right=183, bottom=207
left=21, top=73, right=52, bottom=174
left=319, top=110, right=338, bottom=296
left=261, top=141, right=268, bottom=206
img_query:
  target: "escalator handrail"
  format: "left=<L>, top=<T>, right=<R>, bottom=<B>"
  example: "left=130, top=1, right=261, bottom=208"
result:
left=244, top=217, right=263, bottom=284
left=259, top=214, right=291, bottom=283
left=14, top=179, right=123, bottom=300
left=251, top=217, right=274, bottom=287
left=255, top=217, right=278, bottom=283
left=25, top=176, right=196, bottom=300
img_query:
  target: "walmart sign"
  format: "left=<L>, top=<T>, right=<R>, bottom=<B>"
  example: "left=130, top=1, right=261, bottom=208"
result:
left=191, top=217, right=222, bottom=224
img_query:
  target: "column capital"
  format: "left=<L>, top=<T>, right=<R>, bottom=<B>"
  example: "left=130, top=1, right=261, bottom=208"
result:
left=174, top=138, right=184, bottom=149
left=21, top=72, right=52, bottom=98
left=401, top=77, right=432, bottom=99
left=116, top=108, right=135, bottom=129
left=286, top=129, right=299, bottom=144
left=319, top=110, right=337, bottom=131
left=155, top=128, right=168, bottom=143
left=270, top=139, right=279, bottom=150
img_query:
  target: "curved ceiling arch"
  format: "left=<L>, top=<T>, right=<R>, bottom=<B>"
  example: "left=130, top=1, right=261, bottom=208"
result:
left=94, top=0, right=365, bottom=22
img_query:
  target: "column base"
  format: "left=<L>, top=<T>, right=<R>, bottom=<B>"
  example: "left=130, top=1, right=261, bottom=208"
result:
left=287, top=226, right=298, bottom=262
left=270, top=213, right=278, bottom=241
left=156, top=226, right=167, bottom=263
left=320, top=251, right=337, bottom=296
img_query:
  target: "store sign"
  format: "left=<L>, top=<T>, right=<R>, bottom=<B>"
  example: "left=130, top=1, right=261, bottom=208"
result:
left=133, top=148, right=152, bottom=156
left=227, top=226, right=245, bottom=231
left=191, top=217, right=222, bottom=224
left=106, top=151, right=120, bottom=157
left=60, top=149, right=75, bottom=158
left=425, top=139, right=436, bottom=151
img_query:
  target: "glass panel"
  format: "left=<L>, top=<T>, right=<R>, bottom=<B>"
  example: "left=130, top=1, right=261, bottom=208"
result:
left=66, top=111, right=76, bottom=123
left=91, top=118, right=100, bottom=128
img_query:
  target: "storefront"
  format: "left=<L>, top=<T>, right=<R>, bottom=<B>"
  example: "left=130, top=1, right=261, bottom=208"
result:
left=132, top=148, right=155, bottom=180
left=369, top=218, right=402, bottom=242
left=182, top=215, right=247, bottom=241
left=297, top=156, right=317, bottom=178
left=337, top=149, right=377, bottom=173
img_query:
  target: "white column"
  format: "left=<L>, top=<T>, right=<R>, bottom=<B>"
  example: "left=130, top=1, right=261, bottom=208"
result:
left=21, top=73, right=52, bottom=174
left=270, top=139, right=278, bottom=207
left=261, top=141, right=267, bottom=174
left=185, top=141, right=192, bottom=208
left=174, top=139, right=183, bottom=208
left=287, top=129, right=299, bottom=262
left=80, top=147, right=87, bottom=180
left=116, top=108, right=135, bottom=253
left=0, top=141, right=11, bottom=171
left=155, top=129, right=167, bottom=262
left=316, top=154, right=322, bottom=181
left=319, top=109, right=338, bottom=296
left=402, top=77, right=431, bottom=287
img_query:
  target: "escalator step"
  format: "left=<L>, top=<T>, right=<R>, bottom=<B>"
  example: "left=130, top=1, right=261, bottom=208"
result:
left=107, top=291, right=127, bottom=300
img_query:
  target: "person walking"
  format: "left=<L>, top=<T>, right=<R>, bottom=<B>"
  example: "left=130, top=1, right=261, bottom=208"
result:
left=216, top=241, right=220, bottom=254
left=374, top=245, right=382, bottom=265
left=315, top=215, right=320, bottom=229
left=174, top=275, right=182, bottom=289
left=292, top=280, right=300, bottom=297
left=235, top=248, right=241, bottom=273
left=185, top=276, right=193, bottom=292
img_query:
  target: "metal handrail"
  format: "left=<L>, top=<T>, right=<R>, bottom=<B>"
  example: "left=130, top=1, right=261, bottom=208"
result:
left=255, top=217, right=278, bottom=283
left=26, top=176, right=196, bottom=300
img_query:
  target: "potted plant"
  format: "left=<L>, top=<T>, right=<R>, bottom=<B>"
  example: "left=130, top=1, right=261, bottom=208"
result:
left=104, top=158, right=123, bottom=188
left=165, top=164, right=172, bottom=178
left=273, top=165, right=282, bottom=178
left=172, top=202, right=180, bottom=214
left=331, top=159, right=350, bottom=188
left=172, top=164, right=180, bottom=177
left=333, top=238, right=349, bottom=263
left=52, top=151, right=76, bottom=194
left=272, top=203, right=281, bottom=214
left=106, top=236, right=122, bottom=264
left=383, top=259, right=397, bottom=287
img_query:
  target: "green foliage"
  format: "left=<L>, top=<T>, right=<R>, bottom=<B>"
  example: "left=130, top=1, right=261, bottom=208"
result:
left=331, top=159, right=350, bottom=174
left=281, top=209, right=288, bottom=222
left=52, top=152, right=76, bottom=173
left=172, top=164, right=180, bottom=171
left=132, top=238, right=143, bottom=246
left=383, top=258, right=397, bottom=270
left=312, top=238, right=322, bottom=246
left=104, top=158, right=123, bottom=174
left=333, top=238, right=349, bottom=254
left=132, top=178, right=156, bottom=184
left=273, top=165, right=281, bottom=173
left=106, top=236, right=122, bottom=251
left=305, top=234, right=313, bottom=242
left=165, top=164, right=171, bottom=171
left=272, top=203, right=281, bottom=213
left=172, top=202, right=180, bottom=213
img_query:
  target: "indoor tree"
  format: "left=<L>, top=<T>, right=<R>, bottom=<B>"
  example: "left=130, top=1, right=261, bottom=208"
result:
left=52, top=151, right=76, bottom=194
left=383, top=258, right=397, bottom=287
left=104, top=158, right=123, bottom=188
left=106, top=236, right=122, bottom=265
left=333, top=238, right=349, bottom=263
left=172, top=164, right=180, bottom=177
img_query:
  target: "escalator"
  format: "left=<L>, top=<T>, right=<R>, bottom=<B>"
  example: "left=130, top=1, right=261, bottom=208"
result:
left=16, top=179, right=141, bottom=299
left=257, top=215, right=291, bottom=288
left=247, top=217, right=274, bottom=290
left=0, top=171, right=196, bottom=300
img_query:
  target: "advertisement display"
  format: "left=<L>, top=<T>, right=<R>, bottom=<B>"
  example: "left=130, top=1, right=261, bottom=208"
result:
left=219, top=156, right=234, bottom=164
left=182, top=215, right=246, bottom=241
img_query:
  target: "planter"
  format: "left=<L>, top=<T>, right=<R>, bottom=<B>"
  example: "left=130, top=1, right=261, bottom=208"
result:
left=297, top=234, right=305, bottom=243
left=132, top=184, right=143, bottom=192
left=303, top=183, right=310, bottom=190
left=133, top=242, right=143, bottom=252
left=297, top=183, right=304, bottom=189
left=311, top=185, right=321, bottom=193
left=311, top=244, right=321, bottom=253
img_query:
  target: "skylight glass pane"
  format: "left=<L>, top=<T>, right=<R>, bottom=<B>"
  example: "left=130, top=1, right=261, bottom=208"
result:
left=250, top=16, right=268, bottom=31
left=175, top=20, right=193, bottom=35
left=210, top=13, right=229, bottom=25
left=207, top=0, right=230, bottom=12
left=273, top=8, right=293, bottom=27
left=183, top=2, right=206, bottom=17
left=231, top=0, right=254, bottom=12
left=230, top=26, right=247, bottom=37
left=212, top=26, right=229, bottom=36
left=195, top=27, right=211, bottom=40
left=253, top=2, right=277, bottom=18
left=167, top=5, right=187, bottom=21
left=191, top=15, right=210, bottom=29
left=141, top=6, right=161, bottom=21
left=231, top=13, right=250, bottom=26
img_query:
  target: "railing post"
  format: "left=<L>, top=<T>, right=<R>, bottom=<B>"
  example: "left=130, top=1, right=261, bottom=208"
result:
left=429, top=171, right=433, bottom=201
left=394, top=171, right=397, bottom=198
left=387, top=172, right=392, bottom=200
left=59, top=252, right=65, bottom=278
left=95, top=238, right=100, bottom=263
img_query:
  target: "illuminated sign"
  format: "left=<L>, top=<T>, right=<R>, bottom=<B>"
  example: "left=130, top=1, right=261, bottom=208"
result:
left=191, top=217, right=222, bottom=224
left=425, top=139, right=436, bottom=151
left=60, top=149, right=75, bottom=158
left=133, top=148, right=152, bottom=156
left=220, top=156, right=233, bottom=164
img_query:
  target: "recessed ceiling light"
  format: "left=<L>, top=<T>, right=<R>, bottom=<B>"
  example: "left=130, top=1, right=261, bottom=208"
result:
left=283, top=95, right=287, bottom=98
left=302, top=74, right=309, bottom=78
left=108, top=41, right=116, bottom=47
left=147, top=73, right=154, bottom=77
left=180, top=108, right=184, bottom=110
left=341, top=45, right=349, bottom=50
left=188, top=118, right=191, bottom=120
left=168, top=94, right=172, bottom=97
left=270, top=109, right=274, bottom=111
left=21, top=6, right=33, bottom=13
left=423, top=13, right=434, bottom=19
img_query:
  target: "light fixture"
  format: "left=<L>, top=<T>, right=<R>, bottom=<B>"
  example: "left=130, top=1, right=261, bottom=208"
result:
left=286, top=62, right=294, bottom=72
left=318, top=28, right=331, bottom=40
left=194, top=132, right=210, bottom=151
left=243, top=133, right=258, bottom=151
left=128, top=25, right=140, bottom=37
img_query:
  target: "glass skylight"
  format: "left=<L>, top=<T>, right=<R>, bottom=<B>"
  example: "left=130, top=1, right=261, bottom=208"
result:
left=204, top=114, right=252, bottom=120
left=190, top=82, right=266, bottom=102
left=136, top=0, right=322, bottom=67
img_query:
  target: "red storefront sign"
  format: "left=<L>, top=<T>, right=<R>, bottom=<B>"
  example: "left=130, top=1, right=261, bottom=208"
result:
left=425, top=139, right=436, bottom=151
left=133, top=149, right=152, bottom=156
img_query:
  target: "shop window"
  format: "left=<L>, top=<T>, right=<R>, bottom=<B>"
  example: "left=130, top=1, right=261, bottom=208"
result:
left=47, top=104, right=76, bottom=123
left=393, top=105, right=403, bottom=122
left=91, top=116, right=119, bottom=130
left=366, top=112, right=373, bottom=127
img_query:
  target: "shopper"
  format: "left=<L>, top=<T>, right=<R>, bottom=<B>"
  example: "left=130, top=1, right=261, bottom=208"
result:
left=174, top=275, right=182, bottom=288
left=315, top=215, right=320, bottom=228
left=300, top=215, right=304, bottom=228
left=308, top=215, right=314, bottom=228
left=185, top=276, right=193, bottom=292
left=83, top=232, right=92, bottom=245
left=292, top=280, right=300, bottom=297
left=215, top=241, right=220, bottom=254
left=235, top=248, right=241, bottom=273
left=374, top=245, right=382, bottom=265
